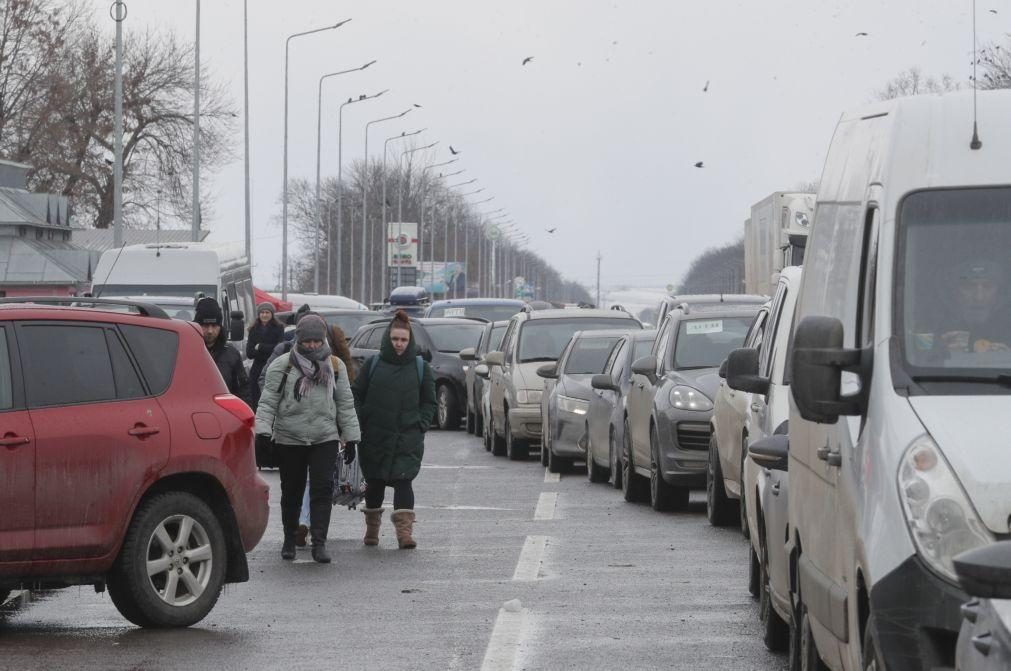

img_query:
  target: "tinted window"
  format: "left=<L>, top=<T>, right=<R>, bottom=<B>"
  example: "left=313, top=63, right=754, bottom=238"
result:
left=361, top=326, right=385, bottom=350
left=120, top=325, right=178, bottom=395
left=106, top=330, right=146, bottom=399
left=482, top=324, right=508, bottom=355
left=565, top=336, right=621, bottom=375
left=672, top=317, right=753, bottom=370
left=0, top=330, right=12, bottom=410
left=22, top=325, right=116, bottom=407
left=426, top=324, right=486, bottom=353
left=517, top=318, right=641, bottom=363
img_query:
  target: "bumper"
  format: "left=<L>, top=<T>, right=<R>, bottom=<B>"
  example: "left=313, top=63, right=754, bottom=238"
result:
left=234, top=472, right=270, bottom=552
left=870, top=555, right=965, bottom=671
left=551, top=414, right=588, bottom=457
left=508, top=405, right=542, bottom=441
left=658, top=417, right=713, bottom=487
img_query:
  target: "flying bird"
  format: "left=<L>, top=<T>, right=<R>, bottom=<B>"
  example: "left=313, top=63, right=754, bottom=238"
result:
left=703, top=80, right=710, bottom=92
left=694, top=161, right=704, bottom=168
left=522, top=56, right=534, bottom=66
left=413, top=103, right=423, bottom=108
left=546, top=227, right=557, bottom=233
left=989, top=8, right=998, bottom=14
left=855, top=32, right=869, bottom=37
left=449, top=146, right=460, bottom=155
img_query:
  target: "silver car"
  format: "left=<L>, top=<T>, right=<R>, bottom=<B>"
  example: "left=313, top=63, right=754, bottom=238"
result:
left=459, top=320, right=508, bottom=437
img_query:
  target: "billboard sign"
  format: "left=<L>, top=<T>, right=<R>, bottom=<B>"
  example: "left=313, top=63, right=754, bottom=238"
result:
left=420, top=261, right=465, bottom=296
left=387, top=222, right=419, bottom=267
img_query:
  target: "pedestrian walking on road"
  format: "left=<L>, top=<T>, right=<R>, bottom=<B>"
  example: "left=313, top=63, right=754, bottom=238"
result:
left=245, top=302, right=285, bottom=410
left=195, top=296, right=250, bottom=404
left=258, top=303, right=311, bottom=392
left=352, top=310, right=437, bottom=549
left=255, top=314, right=362, bottom=563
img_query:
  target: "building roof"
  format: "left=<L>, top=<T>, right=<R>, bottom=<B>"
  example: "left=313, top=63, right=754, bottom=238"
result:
left=71, top=228, right=209, bottom=253
left=0, top=237, right=93, bottom=285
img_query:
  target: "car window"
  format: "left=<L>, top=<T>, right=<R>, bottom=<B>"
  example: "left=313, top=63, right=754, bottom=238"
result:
left=744, top=309, right=768, bottom=349
left=324, top=313, right=375, bottom=339
left=672, top=317, right=754, bottom=370
left=517, top=318, right=640, bottom=363
left=120, top=325, right=178, bottom=395
left=426, top=324, right=486, bottom=353
left=565, top=336, right=621, bottom=375
left=106, top=330, right=146, bottom=399
left=364, top=325, right=385, bottom=350
left=604, top=339, right=626, bottom=373
left=759, top=288, right=788, bottom=378
left=654, top=318, right=675, bottom=372
left=498, top=320, right=518, bottom=360
left=489, top=324, right=508, bottom=352
left=0, top=329, right=13, bottom=410
left=21, top=324, right=117, bottom=407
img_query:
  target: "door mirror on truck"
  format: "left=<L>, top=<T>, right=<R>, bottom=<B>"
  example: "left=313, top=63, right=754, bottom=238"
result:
left=726, top=348, right=769, bottom=395
left=953, top=541, right=1011, bottom=599
left=790, top=316, right=865, bottom=424
left=229, top=311, right=245, bottom=342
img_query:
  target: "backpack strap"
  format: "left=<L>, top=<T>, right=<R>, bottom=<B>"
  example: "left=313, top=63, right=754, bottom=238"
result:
left=275, top=361, right=293, bottom=394
left=415, top=356, right=424, bottom=383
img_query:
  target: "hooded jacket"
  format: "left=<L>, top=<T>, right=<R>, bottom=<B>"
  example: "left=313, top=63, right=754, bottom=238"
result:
left=208, top=330, right=250, bottom=404
left=351, top=321, right=437, bottom=481
left=246, top=319, right=285, bottom=365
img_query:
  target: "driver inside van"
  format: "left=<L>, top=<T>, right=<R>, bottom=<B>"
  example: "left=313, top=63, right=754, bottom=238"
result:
left=937, top=259, right=1010, bottom=353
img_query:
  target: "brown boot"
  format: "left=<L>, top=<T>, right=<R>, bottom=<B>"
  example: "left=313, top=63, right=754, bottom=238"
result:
left=390, top=509, right=417, bottom=549
left=362, top=508, right=384, bottom=546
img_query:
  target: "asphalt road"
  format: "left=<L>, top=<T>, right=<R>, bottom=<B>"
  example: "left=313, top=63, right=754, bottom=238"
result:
left=0, top=429, right=787, bottom=671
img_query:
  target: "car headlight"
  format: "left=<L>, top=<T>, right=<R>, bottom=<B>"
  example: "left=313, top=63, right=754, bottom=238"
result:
left=463, top=365, right=470, bottom=374
left=669, top=385, right=713, bottom=412
left=516, top=389, right=542, bottom=405
left=557, top=395, right=589, bottom=416
left=898, top=435, right=994, bottom=583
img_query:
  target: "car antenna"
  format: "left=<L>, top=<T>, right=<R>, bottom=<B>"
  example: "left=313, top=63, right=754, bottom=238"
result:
left=970, top=0, right=983, bottom=150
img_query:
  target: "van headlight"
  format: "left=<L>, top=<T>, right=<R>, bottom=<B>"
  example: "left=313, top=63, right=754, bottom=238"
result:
left=557, top=395, right=589, bottom=416
left=669, top=385, right=713, bottom=412
left=897, top=435, right=993, bottom=583
left=516, top=389, right=542, bottom=405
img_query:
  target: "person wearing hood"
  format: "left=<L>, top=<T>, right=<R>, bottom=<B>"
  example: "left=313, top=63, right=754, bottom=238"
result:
left=255, top=314, right=362, bottom=563
left=246, top=302, right=285, bottom=410
left=352, top=310, right=437, bottom=549
left=195, top=296, right=250, bottom=404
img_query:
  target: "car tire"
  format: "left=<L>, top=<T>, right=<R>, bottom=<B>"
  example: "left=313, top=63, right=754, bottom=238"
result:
left=540, top=415, right=551, bottom=466
left=609, top=428, right=623, bottom=490
left=505, top=415, right=528, bottom=461
left=475, top=408, right=484, bottom=438
left=466, top=409, right=476, bottom=434
left=107, top=491, right=226, bottom=628
left=547, top=441, right=571, bottom=473
left=748, top=544, right=760, bottom=599
left=621, top=418, right=647, bottom=503
left=490, top=413, right=506, bottom=457
left=482, top=413, right=493, bottom=452
left=760, top=540, right=790, bottom=652
left=862, top=614, right=886, bottom=671
left=649, top=424, right=688, bottom=512
left=740, top=440, right=751, bottom=540
left=437, top=385, right=459, bottom=431
left=587, top=425, right=608, bottom=483
left=800, top=603, right=828, bottom=671
left=707, top=435, right=737, bottom=527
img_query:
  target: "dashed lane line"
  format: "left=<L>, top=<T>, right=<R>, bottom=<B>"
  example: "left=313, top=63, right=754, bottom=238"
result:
left=533, top=492, right=558, bottom=520
left=480, top=602, right=528, bottom=671
left=512, top=535, right=549, bottom=581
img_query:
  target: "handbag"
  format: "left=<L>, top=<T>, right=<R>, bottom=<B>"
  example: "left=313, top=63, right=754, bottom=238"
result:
left=333, top=445, right=367, bottom=509
left=255, top=363, right=293, bottom=469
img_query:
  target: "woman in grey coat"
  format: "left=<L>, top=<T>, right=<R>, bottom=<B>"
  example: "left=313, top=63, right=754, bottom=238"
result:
left=255, top=315, right=361, bottom=563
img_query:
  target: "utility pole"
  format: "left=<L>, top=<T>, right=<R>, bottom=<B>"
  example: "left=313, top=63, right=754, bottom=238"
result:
left=596, top=251, right=602, bottom=308
left=192, top=0, right=201, bottom=242
left=242, top=0, right=251, bottom=260
left=112, top=1, right=126, bottom=248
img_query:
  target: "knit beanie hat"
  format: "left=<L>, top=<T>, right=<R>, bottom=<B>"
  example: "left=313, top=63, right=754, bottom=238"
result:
left=256, top=301, right=275, bottom=316
left=194, top=297, right=223, bottom=326
left=295, top=314, right=327, bottom=343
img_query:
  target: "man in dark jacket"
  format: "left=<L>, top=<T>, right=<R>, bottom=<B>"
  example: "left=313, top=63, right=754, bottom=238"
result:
left=352, top=310, right=437, bottom=549
left=245, top=302, right=285, bottom=409
left=195, top=296, right=250, bottom=404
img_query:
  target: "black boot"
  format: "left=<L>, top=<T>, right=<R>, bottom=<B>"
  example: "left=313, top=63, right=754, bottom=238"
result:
left=311, top=542, right=331, bottom=563
left=281, top=534, right=296, bottom=560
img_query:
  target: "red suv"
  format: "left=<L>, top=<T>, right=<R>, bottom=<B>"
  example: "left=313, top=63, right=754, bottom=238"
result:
left=0, top=298, right=269, bottom=627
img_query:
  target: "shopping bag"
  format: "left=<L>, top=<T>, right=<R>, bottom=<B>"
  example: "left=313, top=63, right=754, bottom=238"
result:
left=333, top=446, right=367, bottom=509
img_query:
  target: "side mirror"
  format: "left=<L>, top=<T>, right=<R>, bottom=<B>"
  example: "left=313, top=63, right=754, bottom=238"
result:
left=418, top=347, right=433, bottom=363
left=954, top=541, right=1011, bottom=599
left=485, top=350, right=505, bottom=367
left=591, top=373, right=619, bottom=392
left=718, top=359, right=728, bottom=379
left=229, top=313, right=244, bottom=342
left=726, top=348, right=769, bottom=395
left=459, top=347, right=478, bottom=361
left=631, top=355, right=657, bottom=383
left=474, top=363, right=490, bottom=379
left=748, top=434, right=789, bottom=472
left=537, top=363, right=558, bottom=379
left=791, top=316, right=864, bottom=424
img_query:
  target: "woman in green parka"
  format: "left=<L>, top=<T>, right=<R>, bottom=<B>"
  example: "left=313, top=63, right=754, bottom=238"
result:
left=352, top=310, right=437, bottom=549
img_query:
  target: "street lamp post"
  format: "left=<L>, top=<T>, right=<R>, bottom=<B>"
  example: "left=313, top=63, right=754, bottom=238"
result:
left=419, top=160, right=460, bottom=292
left=381, top=129, right=424, bottom=302
left=396, top=142, right=439, bottom=286
left=314, top=61, right=376, bottom=293
left=477, top=207, right=506, bottom=295
left=192, top=0, right=200, bottom=242
left=282, top=18, right=350, bottom=301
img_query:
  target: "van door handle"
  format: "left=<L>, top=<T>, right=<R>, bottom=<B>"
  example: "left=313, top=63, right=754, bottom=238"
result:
left=128, top=425, right=161, bottom=438
left=0, top=433, right=31, bottom=448
left=772, top=482, right=781, bottom=496
left=817, top=446, right=842, bottom=467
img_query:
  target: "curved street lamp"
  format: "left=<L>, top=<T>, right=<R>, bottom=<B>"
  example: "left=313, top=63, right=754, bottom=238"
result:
left=379, top=129, right=424, bottom=301
left=396, top=142, right=439, bottom=286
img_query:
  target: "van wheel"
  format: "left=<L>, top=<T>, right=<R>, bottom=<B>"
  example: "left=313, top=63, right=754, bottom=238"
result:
left=490, top=414, right=506, bottom=456
left=437, top=386, right=459, bottom=430
left=505, top=416, right=528, bottom=461
left=622, top=418, right=648, bottom=503
left=760, top=541, right=790, bottom=651
left=609, top=428, right=622, bottom=490
left=108, top=492, right=226, bottom=628
left=707, top=435, right=737, bottom=526
left=650, top=425, right=688, bottom=511
left=862, top=615, right=886, bottom=671
left=800, top=604, right=828, bottom=670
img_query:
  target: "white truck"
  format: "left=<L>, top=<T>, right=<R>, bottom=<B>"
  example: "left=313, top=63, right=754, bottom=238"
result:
left=744, top=192, right=814, bottom=296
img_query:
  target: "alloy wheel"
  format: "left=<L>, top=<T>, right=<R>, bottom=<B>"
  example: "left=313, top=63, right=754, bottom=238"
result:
left=146, top=514, right=213, bottom=607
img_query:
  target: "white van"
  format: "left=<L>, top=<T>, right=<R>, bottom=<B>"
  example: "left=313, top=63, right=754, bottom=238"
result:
left=92, top=242, right=254, bottom=340
left=787, top=90, right=1011, bottom=670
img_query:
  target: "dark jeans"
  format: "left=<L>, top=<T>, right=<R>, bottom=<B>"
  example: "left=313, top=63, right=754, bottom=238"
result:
left=278, top=441, right=338, bottom=544
left=365, top=478, right=415, bottom=510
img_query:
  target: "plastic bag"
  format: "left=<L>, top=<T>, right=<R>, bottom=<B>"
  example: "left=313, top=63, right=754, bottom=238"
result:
left=333, top=445, right=367, bottom=509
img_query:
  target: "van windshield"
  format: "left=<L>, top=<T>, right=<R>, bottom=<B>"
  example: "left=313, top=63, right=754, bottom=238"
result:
left=897, top=188, right=1011, bottom=390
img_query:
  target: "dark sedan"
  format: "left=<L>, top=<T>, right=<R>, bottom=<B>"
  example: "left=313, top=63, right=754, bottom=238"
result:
left=348, top=317, right=486, bottom=430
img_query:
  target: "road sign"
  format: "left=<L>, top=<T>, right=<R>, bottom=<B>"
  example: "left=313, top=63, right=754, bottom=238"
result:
left=486, top=224, right=502, bottom=241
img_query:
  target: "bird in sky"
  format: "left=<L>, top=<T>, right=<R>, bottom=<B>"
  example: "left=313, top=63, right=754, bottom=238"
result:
left=522, top=56, right=534, bottom=66
left=546, top=227, right=557, bottom=233
left=989, top=8, right=998, bottom=14
left=694, top=161, right=704, bottom=168
left=855, top=32, right=869, bottom=37
left=413, top=103, right=423, bottom=108
left=703, top=80, right=710, bottom=92
left=449, top=146, right=460, bottom=155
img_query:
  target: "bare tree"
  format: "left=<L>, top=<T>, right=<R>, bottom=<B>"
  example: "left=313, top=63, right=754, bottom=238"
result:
left=977, top=42, right=1011, bottom=90
left=874, top=66, right=960, bottom=101
left=677, top=238, right=745, bottom=294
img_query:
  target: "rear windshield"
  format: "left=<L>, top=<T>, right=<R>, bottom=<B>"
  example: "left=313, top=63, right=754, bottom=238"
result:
left=518, top=318, right=641, bottom=363
left=565, top=336, right=622, bottom=374
left=673, top=317, right=752, bottom=370
left=428, top=304, right=523, bottom=322
left=425, top=323, right=486, bottom=353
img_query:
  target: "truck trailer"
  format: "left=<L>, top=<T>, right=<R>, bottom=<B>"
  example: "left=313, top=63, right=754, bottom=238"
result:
left=744, top=192, right=814, bottom=295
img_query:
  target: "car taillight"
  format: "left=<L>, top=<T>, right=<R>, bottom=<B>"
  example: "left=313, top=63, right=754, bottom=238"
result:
left=214, top=394, right=255, bottom=430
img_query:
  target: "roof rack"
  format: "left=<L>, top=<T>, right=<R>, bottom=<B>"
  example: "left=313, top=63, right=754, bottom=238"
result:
left=0, top=297, right=170, bottom=319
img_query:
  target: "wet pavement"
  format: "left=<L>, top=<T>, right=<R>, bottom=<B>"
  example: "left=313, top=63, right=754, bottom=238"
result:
left=0, top=429, right=786, bottom=670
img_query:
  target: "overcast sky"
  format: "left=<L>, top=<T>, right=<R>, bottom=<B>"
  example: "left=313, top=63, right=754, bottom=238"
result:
left=90, top=0, right=1000, bottom=290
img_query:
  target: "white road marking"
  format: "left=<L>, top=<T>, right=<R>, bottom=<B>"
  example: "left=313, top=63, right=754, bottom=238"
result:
left=480, top=602, right=529, bottom=671
left=543, top=468, right=560, bottom=483
left=533, top=492, right=558, bottom=520
left=414, top=505, right=515, bottom=511
left=422, top=464, right=494, bottom=470
left=512, top=535, right=548, bottom=581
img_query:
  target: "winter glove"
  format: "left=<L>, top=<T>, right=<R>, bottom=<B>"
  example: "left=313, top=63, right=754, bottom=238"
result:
left=343, top=442, right=358, bottom=464
left=255, top=433, right=273, bottom=453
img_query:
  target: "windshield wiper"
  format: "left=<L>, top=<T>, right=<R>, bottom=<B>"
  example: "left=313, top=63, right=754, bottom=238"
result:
left=676, top=365, right=715, bottom=371
left=911, top=374, right=1011, bottom=388
left=521, top=356, right=557, bottom=363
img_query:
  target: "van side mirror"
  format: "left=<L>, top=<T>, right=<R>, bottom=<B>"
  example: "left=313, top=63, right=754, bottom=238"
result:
left=727, top=348, right=769, bottom=395
left=591, top=374, right=619, bottom=392
left=537, top=363, right=558, bottom=379
left=485, top=351, right=505, bottom=367
left=474, top=363, right=490, bottom=379
left=791, top=316, right=865, bottom=424
left=229, top=312, right=244, bottom=341
left=748, top=434, right=789, bottom=472
left=459, top=347, right=478, bottom=361
left=954, top=541, right=1011, bottom=599
left=631, top=355, right=657, bottom=383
